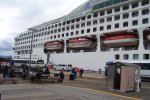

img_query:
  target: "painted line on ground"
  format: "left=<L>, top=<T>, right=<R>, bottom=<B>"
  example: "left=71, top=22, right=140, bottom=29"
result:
left=54, top=85, right=142, bottom=100
left=77, top=78, right=105, bottom=83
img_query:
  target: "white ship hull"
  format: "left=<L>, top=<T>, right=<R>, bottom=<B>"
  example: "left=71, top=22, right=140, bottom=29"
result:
left=13, top=0, right=150, bottom=71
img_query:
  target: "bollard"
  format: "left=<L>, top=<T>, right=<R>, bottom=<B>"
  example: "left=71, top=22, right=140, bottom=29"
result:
left=99, top=68, right=101, bottom=74
left=135, top=79, right=141, bottom=92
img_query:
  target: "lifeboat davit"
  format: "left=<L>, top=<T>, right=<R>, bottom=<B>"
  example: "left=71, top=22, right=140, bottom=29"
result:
left=68, top=37, right=95, bottom=49
left=103, top=34, right=138, bottom=46
left=44, top=41, right=63, bottom=51
left=147, top=34, right=150, bottom=40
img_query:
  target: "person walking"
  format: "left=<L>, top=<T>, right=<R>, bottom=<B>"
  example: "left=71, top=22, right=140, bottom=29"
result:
left=59, top=70, right=64, bottom=83
left=3, top=65, right=9, bottom=78
left=79, top=68, right=84, bottom=77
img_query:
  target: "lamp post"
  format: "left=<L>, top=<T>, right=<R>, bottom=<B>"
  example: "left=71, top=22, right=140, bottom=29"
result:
left=28, top=28, right=37, bottom=68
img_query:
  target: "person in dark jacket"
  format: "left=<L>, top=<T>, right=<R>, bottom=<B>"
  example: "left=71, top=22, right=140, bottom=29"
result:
left=79, top=68, right=84, bottom=77
left=59, top=70, right=64, bottom=83
left=3, top=66, right=9, bottom=78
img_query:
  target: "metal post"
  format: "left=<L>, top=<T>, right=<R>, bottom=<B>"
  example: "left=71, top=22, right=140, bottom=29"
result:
left=28, top=28, right=37, bottom=69
left=29, top=32, right=33, bottom=68
left=47, top=53, right=50, bottom=64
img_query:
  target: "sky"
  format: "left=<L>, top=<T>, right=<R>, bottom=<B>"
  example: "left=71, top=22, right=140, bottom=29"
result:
left=0, top=0, right=88, bottom=56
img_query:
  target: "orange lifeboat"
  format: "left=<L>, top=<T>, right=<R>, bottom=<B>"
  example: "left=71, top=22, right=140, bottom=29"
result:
left=44, top=41, right=63, bottom=51
left=68, top=37, right=95, bottom=49
left=147, top=34, right=150, bottom=40
left=103, top=34, right=138, bottom=46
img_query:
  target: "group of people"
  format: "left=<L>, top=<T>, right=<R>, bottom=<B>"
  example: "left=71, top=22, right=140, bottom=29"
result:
left=70, top=68, right=84, bottom=80
left=1, top=64, right=84, bottom=83
left=29, top=67, right=65, bottom=83
left=2, top=65, right=15, bottom=78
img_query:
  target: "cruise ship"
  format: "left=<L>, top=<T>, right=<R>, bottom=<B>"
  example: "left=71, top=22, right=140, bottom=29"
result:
left=13, top=0, right=150, bottom=71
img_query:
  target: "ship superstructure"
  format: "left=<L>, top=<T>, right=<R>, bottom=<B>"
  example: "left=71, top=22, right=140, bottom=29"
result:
left=13, top=0, right=150, bottom=71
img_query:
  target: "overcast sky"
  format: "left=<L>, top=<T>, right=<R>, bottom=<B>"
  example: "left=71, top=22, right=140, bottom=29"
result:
left=0, top=0, right=88, bottom=56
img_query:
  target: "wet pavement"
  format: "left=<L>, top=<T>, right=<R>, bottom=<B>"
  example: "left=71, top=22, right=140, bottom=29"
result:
left=0, top=72, right=150, bottom=100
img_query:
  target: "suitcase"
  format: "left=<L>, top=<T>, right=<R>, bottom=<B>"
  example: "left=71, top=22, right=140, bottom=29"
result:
left=69, top=74, right=74, bottom=80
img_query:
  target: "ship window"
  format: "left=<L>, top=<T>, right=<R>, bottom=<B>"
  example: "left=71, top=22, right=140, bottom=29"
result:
left=76, top=24, right=80, bottom=28
left=115, top=23, right=119, bottom=28
left=87, top=29, right=90, bottom=33
left=93, top=20, right=97, bottom=25
left=123, top=5, right=129, bottom=11
left=123, top=13, right=129, bottom=19
left=48, top=26, right=50, bottom=29
left=58, top=34, right=60, bottom=38
left=45, top=27, right=47, bottom=30
left=71, top=32, right=74, bottom=36
left=100, top=26, right=104, bottom=31
left=71, top=25, right=74, bottom=29
left=100, top=19, right=104, bottom=23
left=142, top=18, right=149, bottom=24
left=87, top=21, right=91, bottom=26
left=132, top=11, right=139, bottom=17
left=50, top=36, right=52, bottom=39
left=45, top=32, right=47, bottom=35
left=59, top=23, right=61, bottom=26
left=76, top=18, right=80, bottom=22
left=51, top=25, right=54, bottom=29
left=81, top=16, right=85, bottom=20
left=55, top=24, right=57, bottom=28
left=54, top=30, right=57, bottom=33
left=93, top=27, right=97, bottom=32
left=100, top=11, right=105, bottom=16
left=58, top=29, right=61, bottom=32
left=107, top=17, right=112, bottom=22
left=67, top=21, right=70, bottom=24
left=113, top=0, right=120, bottom=4
left=62, top=28, right=65, bottom=31
left=62, top=34, right=64, bottom=37
left=105, top=1, right=112, bottom=7
left=124, top=54, right=129, bottom=60
left=143, top=54, right=149, bottom=60
left=107, top=9, right=112, bottom=14
left=66, top=33, right=69, bottom=36
left=107, top=25, right=111, bottom=30
left=93, top=13, right=98, bottom=18
left=133, top=54, right=139, bottom=60
left=48, top=31, right=50, bottom=35
left=81, top=23, right=85, bottom=27
left=71, top=20, right=75, bottom=23
left=87, top=15, right=91, bottom=19
left=132, top=2, right=139, bottom=8
left=142, top=0, right=149, bottom=6
left=123, top=22, right=128, bottom=27
left=81, top=30, right=84, bottom=34
left=114, top=7, right=120, bottom=12
left=66, top=27, right=69, bottom=30
left=42, top=28, right=44, bottom=31
left=51, top=31, right=53, bottom=34
left=63, top=22, right=66, bottom=26
left=76, top=31, right=79, bottom=35
left=115, top=54, right=120, bottom=60
left=114, top=15, right=120, bottom=20
left=132, top=20, right=138, bottom=26
left=142, top=9, right=149, bottom=15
